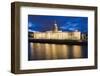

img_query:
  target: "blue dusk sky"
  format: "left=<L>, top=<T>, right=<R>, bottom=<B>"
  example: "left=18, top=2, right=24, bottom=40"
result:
left=28, top=15, right=88, bottom=33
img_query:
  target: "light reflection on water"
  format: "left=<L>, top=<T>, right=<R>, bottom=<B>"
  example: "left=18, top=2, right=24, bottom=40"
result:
left=28, top=43, right=88, bottom=60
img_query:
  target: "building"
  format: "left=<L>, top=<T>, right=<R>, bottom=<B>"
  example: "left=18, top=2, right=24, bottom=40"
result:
left=31, top=21, right=81, bottom=40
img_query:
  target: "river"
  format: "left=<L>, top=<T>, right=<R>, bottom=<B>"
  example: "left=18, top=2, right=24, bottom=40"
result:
left=28, top=43, right=88, bottom=60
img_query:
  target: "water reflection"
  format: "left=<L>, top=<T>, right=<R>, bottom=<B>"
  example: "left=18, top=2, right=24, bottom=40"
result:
left=72, top=46, right=82, bottom=58
left=28, top=43, right=88, bottom=60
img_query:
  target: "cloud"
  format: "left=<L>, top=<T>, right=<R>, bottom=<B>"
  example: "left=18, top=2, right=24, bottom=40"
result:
left=28, top=22, right=37, bottom=28
left=28, top=22, right=32, bottom=27
left=60, top=22, right=79, bottom=31
left=28, top=29, right=38, bottom=32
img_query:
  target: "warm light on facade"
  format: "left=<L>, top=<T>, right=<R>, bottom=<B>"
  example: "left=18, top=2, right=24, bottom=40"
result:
left=32, top=22, right=81, bottom=40
left=33, top=32, right=80, bottom=40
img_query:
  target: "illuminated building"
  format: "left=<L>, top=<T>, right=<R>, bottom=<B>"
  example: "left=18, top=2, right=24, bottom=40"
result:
left=32, top=21, right=81, bottom=40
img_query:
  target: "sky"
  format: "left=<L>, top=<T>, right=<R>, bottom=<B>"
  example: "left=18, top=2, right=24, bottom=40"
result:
left=28, top=15, right=88, bottom=33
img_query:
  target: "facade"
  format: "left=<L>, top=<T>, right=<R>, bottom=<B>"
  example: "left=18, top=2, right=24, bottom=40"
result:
left=32, top=21, right=81, bottom=40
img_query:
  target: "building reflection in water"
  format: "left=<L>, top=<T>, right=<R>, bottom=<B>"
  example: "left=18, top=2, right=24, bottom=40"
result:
left=28, top=43, right=88, bottom=60
left=72, top=46, right=82, bottom=58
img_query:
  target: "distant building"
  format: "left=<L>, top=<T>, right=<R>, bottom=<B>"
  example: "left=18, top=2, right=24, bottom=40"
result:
left=31, top=21, right=81, bottom=40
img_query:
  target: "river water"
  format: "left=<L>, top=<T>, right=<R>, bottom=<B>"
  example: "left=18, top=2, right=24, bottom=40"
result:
left=28, top=43, right=88, bottom=60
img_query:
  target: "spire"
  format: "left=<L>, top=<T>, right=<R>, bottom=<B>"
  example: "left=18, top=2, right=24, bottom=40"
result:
left=53, top=20, right=59, bottom=32
left=54, top=20, right=57, bottom=26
